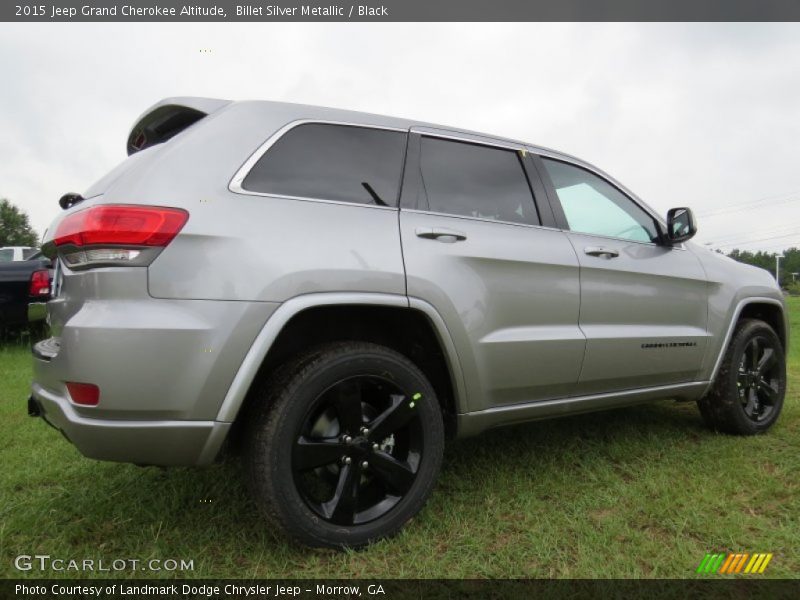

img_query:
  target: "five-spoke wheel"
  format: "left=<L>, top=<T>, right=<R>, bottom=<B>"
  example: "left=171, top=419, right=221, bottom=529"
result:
left=699, top=318, right=786, bottom=435
left=246, top=342, right=444, bottom=548
left=292, top=376, right=424, bottom=526
left=736, top=335, right=781, bottom=423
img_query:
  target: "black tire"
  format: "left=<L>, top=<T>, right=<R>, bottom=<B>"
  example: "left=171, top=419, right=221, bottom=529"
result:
left=698, top=319, right=786, bottom=435
left=245, top=341, right=445, bottom=548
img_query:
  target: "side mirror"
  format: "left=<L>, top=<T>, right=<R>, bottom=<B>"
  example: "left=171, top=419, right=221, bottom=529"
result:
left=666, top=207, right=696, bottom=244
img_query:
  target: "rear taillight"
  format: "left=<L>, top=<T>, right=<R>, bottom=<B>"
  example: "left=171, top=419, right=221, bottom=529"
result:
left=66, top=382, right=100, bottom=406
left=53, top=205, right=189, bottom=268
left=29, top=270, right=50, bottom=297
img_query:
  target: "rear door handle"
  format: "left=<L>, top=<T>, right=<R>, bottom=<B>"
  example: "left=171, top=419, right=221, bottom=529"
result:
left=584, top=246, right=619, bottom=258
left=415, top=227, right=467, bottom=243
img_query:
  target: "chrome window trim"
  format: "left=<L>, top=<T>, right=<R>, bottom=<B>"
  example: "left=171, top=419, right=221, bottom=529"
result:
left=404, top=208, right=686, bottom=249
left=411, top=127, right=527, bottom=152
left=562, top=228, right=687, bottom=250
left=228, top=120, right=687, bottom=246
left=229, top=190, right=398, bottom=211
left=402, top=208, right=561, bottom=232
left=228, top=119, right=407, bottom=209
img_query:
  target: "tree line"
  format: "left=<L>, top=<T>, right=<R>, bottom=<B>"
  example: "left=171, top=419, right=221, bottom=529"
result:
left=725, top=247, right=800, bottom=293
left=1, top=198, right=39, bottom=247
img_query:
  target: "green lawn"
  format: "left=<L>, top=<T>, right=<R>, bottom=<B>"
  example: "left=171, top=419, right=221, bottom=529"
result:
left=1, top=299, right=798, bottom=579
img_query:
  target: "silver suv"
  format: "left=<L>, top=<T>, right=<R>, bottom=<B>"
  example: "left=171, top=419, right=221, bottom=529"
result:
left=30, top=98, right=789, bottom=548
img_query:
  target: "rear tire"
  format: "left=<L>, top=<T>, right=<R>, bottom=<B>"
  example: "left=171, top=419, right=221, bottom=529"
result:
left=698, top=319, right=786, bottom=435
left=245, top=341, right=444, bottom=548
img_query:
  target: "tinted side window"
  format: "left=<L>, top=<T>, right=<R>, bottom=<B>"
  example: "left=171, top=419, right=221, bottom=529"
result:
left=542, top=158, right=659, bottom=243
left=22, top=248, right=38, bottom=259
left=419, top=137, right=539, bottom=225
left=243, top=123, right=406, bottom=207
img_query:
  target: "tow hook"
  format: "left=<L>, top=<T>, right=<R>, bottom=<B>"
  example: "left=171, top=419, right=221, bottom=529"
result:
left=27, top=395, right=41, bottom=417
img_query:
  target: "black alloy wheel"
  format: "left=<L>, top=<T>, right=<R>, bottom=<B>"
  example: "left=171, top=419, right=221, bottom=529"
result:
left=698, top=319, right=786, bottom=435
left=292, top=375, right=424, bottom=526
left=246, top=342, right=444, bottom=548
left=736, top=335, right=781, bottom=423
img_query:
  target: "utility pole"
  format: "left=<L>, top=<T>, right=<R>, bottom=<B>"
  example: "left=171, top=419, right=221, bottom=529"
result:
left=776, top=254, right=785, bottom=287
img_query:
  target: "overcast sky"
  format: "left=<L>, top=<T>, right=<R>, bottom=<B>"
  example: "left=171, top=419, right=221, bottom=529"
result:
left=1, top=22, right=799, bottom=252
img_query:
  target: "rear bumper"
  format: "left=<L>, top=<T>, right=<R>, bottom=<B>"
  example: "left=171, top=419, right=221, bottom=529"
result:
left=26, top=266, right=279, bottom=467
left=30, top=383, right=230, bottom=466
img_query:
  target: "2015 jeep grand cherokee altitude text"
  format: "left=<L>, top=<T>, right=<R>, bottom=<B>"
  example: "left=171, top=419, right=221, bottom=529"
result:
left=30, top=98, right=789, bottom=548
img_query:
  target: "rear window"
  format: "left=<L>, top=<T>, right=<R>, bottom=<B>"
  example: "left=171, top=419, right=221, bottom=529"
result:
left=242, top=123, right=407, bottom=207
left=127, top=105, right=206, bottom=155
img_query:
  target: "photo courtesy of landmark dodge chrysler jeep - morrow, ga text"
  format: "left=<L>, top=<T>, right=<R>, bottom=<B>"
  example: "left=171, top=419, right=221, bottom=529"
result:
left=29, top=98, right=789, bottom=548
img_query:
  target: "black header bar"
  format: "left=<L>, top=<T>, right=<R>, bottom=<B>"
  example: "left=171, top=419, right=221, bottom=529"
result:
left=5, top=0, right=800, bottom=22
left=6, top=579, right=800, bottom=600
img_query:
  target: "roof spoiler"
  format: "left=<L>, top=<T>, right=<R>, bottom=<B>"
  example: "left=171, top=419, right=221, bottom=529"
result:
left=126, top=97, right=231, bottom=155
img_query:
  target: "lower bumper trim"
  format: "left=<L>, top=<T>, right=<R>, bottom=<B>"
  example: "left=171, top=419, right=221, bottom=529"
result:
left=30, top=384, right=230, bottom=466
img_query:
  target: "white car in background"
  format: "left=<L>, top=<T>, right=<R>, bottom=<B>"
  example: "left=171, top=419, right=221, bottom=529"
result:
left=0, top=246, right=38, bottom=262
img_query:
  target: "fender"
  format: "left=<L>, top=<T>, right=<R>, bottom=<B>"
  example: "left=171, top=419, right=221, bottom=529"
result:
left=702, top=296, right=787, bottom=395
left=215, top=292, right=468, bottom=422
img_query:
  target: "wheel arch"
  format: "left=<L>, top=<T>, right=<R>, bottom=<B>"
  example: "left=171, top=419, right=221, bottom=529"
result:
left=216, top=293, right=467, bottom=438
left=705, top=296, right=788, bottom=394
left=738, top=301, right=788, bottom=352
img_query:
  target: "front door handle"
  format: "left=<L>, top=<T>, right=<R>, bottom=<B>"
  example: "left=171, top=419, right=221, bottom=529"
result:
left=416, top=227, right=467, bottom=243
left=584, top=246, right=619, bottom=258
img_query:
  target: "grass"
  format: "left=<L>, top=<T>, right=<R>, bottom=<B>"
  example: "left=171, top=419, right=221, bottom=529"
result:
left=1, top=299, right=798, bottom=579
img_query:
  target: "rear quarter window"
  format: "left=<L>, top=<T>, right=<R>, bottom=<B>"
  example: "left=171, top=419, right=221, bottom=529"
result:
left=242, top=123, right=407, bottom=207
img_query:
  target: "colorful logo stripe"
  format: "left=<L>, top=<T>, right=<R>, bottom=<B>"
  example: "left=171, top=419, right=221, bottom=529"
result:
left=696, top=553, right=773, bottom=574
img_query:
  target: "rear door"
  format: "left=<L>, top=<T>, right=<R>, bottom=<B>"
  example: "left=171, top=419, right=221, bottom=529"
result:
left=535, top=155, right=709, bottom=395
left=399, top=128, right=585, bottom=412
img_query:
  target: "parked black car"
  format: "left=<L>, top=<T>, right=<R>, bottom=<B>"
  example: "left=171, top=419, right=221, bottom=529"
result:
left=0, top=253, right=52, bottom=334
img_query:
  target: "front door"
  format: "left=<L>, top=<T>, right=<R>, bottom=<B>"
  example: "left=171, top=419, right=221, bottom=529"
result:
left=537, top=156, right=709, bottom=396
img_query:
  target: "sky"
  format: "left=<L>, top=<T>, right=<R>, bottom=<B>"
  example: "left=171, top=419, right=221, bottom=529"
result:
left=1, top=22, right=799, bottom=252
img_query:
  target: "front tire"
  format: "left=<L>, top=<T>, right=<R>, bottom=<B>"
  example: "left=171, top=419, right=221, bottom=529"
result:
left=698, top=319, right=786, bottom=435
left=246, top=342, right=444, bottom=548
